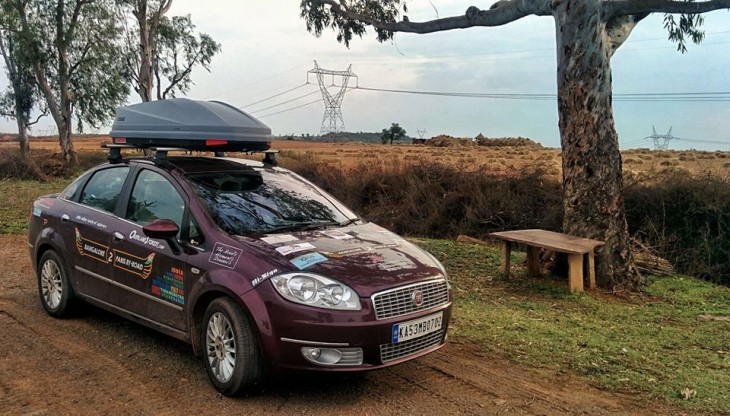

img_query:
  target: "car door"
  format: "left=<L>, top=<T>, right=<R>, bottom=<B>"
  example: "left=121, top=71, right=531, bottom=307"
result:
left=61, top=165, right=130, bottom=301
left=106, top=167, right=189, bottom=331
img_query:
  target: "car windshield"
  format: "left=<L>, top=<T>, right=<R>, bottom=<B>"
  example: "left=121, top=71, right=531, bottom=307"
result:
left=186, top=168, right=357, bottom=235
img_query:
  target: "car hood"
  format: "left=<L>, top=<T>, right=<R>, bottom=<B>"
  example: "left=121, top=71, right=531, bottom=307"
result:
left=233, top=223, right=444, bottom=297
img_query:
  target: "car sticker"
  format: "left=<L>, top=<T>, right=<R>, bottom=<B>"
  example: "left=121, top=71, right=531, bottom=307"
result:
left=377, top=259, right=417, bottom=272
left=251, top=268, right=279, bottom=287
left=151, top=267, right=185, bottom=305
left=260, top=234, right=299, bottom=245
left=112, top=250, right=155, bottom=279
left=319, top=229, right=353, bottom=240
left=32, top=207, right=42, bottom=217
left=208, top=242, right=243, bottom=269
left=336, top=247, right=365, bottom=256
left=275, top=242, right=316, bottom=256
left=129, top=230, right=166, bottom=250
left=75, top=228, right=111, bottom=264
left=75, top=215, right=108, bottom=230
left=290, top=252, right=328, bottom=270
left=372, top=243, right=400, bottom=250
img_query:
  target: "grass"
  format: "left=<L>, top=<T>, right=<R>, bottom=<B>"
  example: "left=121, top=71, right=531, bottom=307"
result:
left=0, top=178, right=67, bottom=234
left=3, top=178, right=729, bottom=412
left=417, top=239, right=730, bottom=413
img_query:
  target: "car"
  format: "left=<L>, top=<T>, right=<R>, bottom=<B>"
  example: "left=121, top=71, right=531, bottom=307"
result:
left=28, top=99, right=452, bottom=395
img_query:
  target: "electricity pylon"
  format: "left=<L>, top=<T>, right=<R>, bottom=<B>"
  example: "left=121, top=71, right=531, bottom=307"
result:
left=646, top=126, right=675, bottom=150
left=308, top=61, right=357, bottom=135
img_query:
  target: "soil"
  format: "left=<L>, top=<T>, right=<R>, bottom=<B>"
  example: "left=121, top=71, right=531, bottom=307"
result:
left=0, top=234, right=669, bottom=415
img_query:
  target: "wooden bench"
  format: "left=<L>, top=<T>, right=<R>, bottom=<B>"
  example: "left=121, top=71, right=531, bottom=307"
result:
left=490, top=229, right=605, bottom=293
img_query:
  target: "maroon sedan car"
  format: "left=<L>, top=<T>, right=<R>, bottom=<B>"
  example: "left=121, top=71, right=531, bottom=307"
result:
left=28, top=99, right=451, bottom=396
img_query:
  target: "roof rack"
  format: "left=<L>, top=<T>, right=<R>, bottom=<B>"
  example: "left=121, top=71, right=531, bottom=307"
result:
left=103, top=144, right=279, bottom=167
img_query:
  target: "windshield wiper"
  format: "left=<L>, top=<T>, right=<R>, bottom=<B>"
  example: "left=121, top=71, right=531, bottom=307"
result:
left=339, top=218, right=361, bottom=227
left=264, top=221, right=340, bottom=234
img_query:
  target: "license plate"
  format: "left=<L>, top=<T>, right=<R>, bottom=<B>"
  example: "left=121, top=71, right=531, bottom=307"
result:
left=391, top=312, right=443, bottom=344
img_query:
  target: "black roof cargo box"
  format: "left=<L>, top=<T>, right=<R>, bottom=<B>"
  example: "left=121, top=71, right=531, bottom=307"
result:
left=109, top=98, right=271, bottom=152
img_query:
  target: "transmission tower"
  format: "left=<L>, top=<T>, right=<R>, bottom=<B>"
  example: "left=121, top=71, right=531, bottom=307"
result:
left=416, top=129, right=427, bottom=139
left=308, top=60, right=357, bottom=135
left=645, top=126, right=675, bottom=150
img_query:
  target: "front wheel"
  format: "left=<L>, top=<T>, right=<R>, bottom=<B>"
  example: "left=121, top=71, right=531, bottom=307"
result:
left=37, top=250, right=76, bottom=317
left=202, top=297, right=261, bottom=395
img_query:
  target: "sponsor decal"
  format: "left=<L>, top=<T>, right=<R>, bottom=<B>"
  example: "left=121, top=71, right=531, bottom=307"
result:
left=319, top=229, right=353, bottom=240
left=377, top=259, right=416, bottom=272
left=372, top=243, right=399, bottom=250
left=75, top=215, right=107, bottom=230
left=129, top=229, right=165, bottom=250
left=209, top=243, right=243, bottom=269
left=337, top=247, right=365, bottom=256
left=290, top=252, right=328, bottom=270
left=112, top=250, right=155, bottom=279
left=75, top=228, right=110, bottom=264
left=36, top=200, right=53, bottom=210
left=275, top=242, right=316, bottom=256
left=260, top=234, right=299, bottom=245
left=151, top=266, right=185, bottom=305
left=33, top=207, right=42, bottom=217
left=251, top=268, right=279, bottom=287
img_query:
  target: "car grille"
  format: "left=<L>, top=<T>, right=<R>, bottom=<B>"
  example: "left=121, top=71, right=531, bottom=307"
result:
left=380, top=330, right=445, bottom=363
left=371, top=279, right=449, bottom=320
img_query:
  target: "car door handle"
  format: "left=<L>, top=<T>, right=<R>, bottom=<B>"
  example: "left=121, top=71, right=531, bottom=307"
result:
left=61, top=214, right=70, bottom=222
left=113, top=232, right=125, bottom=241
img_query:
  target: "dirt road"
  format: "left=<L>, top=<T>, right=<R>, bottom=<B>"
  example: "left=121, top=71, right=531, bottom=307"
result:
left=0, top=235, right=663, bottom=415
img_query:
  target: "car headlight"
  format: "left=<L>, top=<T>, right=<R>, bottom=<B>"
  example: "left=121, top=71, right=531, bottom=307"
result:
left=270, top=273, right=361, bottom=311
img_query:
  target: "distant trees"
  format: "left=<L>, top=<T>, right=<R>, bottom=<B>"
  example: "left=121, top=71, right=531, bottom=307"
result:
left=381, top=123, right=406, bottom=145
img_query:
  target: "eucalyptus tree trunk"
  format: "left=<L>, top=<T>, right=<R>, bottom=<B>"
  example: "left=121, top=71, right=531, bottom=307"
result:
left=15, top=112, right=30, bottom=156
left=553, top=0, right=640, bottom=288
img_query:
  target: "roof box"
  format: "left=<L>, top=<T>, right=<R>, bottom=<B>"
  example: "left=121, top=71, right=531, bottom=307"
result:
left=109, top=98, right=271, bottom=152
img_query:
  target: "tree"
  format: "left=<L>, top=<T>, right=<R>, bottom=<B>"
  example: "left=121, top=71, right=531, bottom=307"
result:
left=0, top=16, right=46, bottom=157
left=381, top=122, right=406, bottom=145
left=119, top=0, right=172, bottom=102
left=299, top=0, right=730, bottom=289
left=13, top=0, right=129, bottom=164
left=120, top=0, right=221, bottom=102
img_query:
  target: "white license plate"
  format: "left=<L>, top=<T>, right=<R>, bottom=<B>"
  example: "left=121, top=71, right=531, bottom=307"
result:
left=391, top=312, right=443, bottom=344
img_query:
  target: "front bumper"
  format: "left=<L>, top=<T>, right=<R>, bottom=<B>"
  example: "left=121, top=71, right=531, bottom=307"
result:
left=242, top=284, right=452, bottom=373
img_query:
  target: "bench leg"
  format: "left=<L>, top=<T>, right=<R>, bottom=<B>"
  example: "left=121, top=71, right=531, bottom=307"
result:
left=501, top=241, right=511, bottom=280
left=526, top=246, right=540, bottom=276
left=568, top=253, right=584, bottom=293
left=587, top=251, right=596, bottom=290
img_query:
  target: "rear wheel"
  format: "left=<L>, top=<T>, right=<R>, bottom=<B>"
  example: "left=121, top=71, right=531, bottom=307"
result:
left=202, top=297, right=261, bottom=395
left=37, top=250, right=76, bottom=317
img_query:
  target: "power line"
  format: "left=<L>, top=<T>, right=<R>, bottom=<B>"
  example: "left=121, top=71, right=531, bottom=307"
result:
left=241, top=83, right=308, bottom=108
left=249, top=89, right=320, bottom=114
left=257, top=98, right=323, bottom=119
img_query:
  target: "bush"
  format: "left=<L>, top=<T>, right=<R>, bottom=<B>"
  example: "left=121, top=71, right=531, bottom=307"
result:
left=282, top=155, right=562, bottom=239
left=0, top=148, right=108, bottom=181
left=625, top=171, right=730, bottom=284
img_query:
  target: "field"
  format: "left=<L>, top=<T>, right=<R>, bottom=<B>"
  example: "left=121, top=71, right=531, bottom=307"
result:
left=3, top=135, right=729, bottom=179
left=1, top=136, right=729, bottom=414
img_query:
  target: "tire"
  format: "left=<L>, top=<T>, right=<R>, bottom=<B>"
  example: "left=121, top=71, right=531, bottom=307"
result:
left=37, top=250, right=76, bottom=317
left=202, top=297, right=262, bottom=395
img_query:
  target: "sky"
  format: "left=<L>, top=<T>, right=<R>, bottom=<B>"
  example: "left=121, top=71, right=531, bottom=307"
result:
left=2, top=0, right=730, bottom=151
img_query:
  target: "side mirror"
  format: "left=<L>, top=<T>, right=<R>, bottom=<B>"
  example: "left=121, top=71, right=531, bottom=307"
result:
left=143, top=219, right=182, bottom=254
left=143, top=219, right=180, bottom=239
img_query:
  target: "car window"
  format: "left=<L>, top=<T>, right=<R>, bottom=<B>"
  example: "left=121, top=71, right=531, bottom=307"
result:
left=59, top=172, right=89, bottom=200
left=79, top=167, right=130, bottom=212
left=126, top=169, right=185, bottom=227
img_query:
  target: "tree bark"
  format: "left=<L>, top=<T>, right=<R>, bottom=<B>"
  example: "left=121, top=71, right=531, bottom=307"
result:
left=553, top=0, right=641, bottom=288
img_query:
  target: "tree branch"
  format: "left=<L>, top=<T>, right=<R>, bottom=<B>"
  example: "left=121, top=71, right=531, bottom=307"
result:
left=312, top=0, right=551, bottom=33
left=605, top=0, right=730, bottom=18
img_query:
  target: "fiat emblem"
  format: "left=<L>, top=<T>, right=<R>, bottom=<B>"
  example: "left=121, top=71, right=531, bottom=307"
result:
left=412, top=290, right=424, bottom=307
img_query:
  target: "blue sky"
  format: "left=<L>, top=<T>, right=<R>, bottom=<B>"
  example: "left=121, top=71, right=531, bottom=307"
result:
left=2, top=0, right=730, bottom=150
